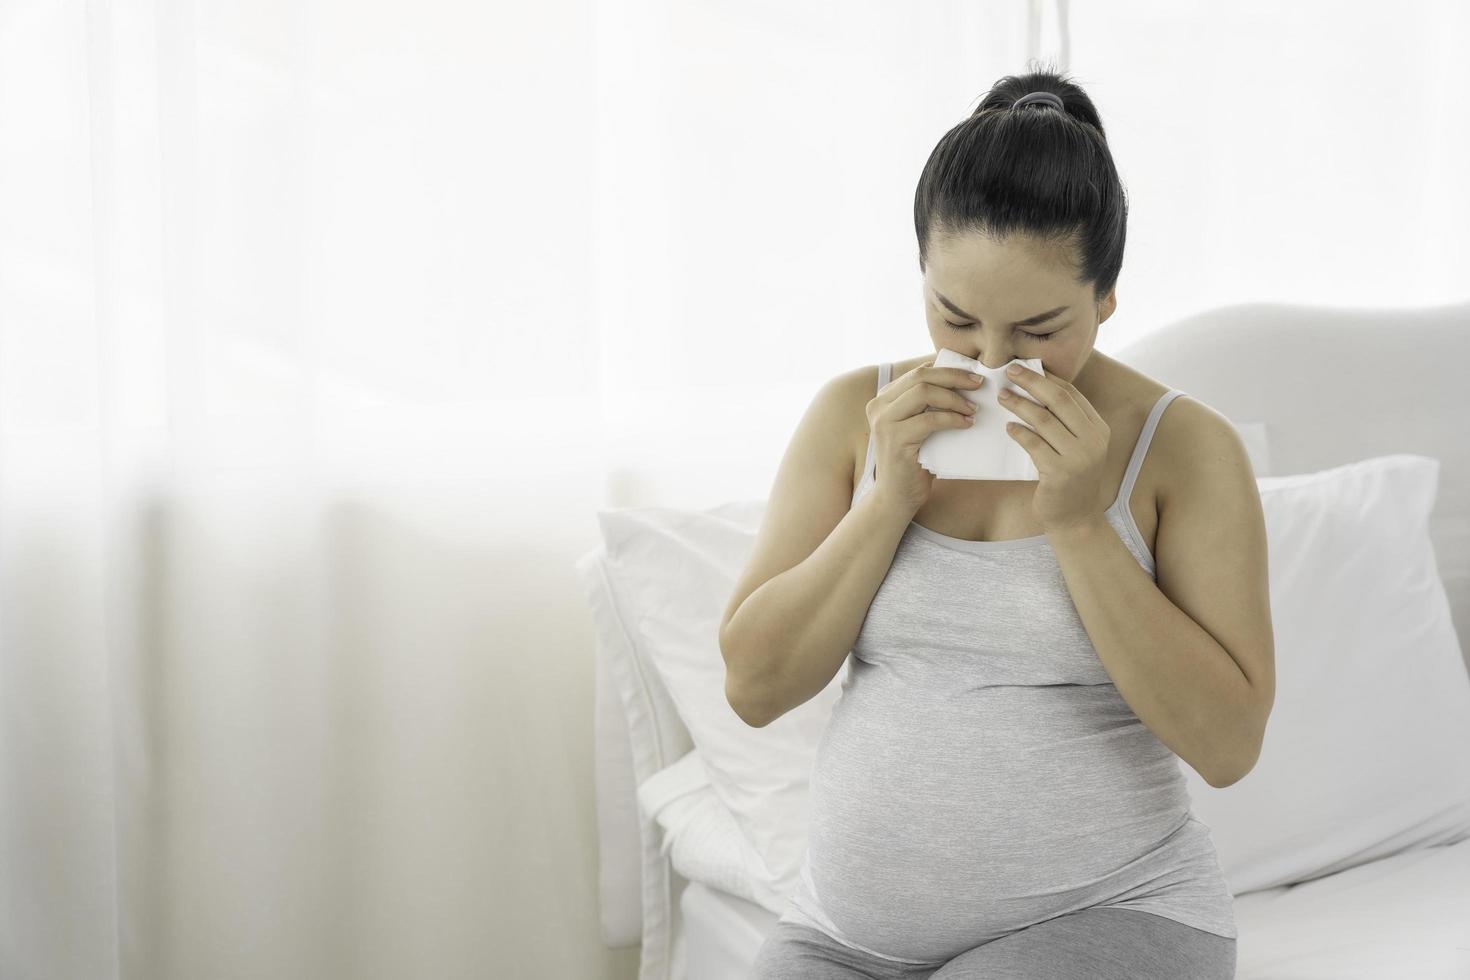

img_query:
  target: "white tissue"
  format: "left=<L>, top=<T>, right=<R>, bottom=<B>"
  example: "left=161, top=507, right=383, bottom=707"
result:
left=917, top=348, right=1046, bottom=481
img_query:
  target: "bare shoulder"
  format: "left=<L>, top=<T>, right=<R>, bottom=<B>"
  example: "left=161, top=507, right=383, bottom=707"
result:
left=1149, top=389, right=1255, bottom=509
left=718, top=362, right=882, bottom=645
left=1082, top=356, right=1219, bottom=509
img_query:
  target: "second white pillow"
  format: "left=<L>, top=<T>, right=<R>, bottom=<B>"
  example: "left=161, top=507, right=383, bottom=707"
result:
left=1181, top=453, right=1470, bottom=894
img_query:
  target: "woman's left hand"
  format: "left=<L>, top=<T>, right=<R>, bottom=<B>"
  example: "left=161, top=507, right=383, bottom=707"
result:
left=998, top=364, right=1112, bottom=534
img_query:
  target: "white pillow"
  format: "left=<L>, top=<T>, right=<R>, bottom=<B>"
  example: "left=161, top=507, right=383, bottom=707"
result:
left=1180, top=454, right=1470, bottom=894
left=636, top=749, right=787, bottom=913
left=596, top=502, right=849, bottom=903
left=575, top=547, right=687, bottom=980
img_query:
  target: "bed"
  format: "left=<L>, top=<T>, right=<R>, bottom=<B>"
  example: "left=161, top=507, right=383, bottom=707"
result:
left=575, top=299, right=1470, bottom=979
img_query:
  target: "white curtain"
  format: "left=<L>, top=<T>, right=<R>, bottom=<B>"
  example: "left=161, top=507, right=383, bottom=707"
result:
left=2, top=1, right=1465, bottom=977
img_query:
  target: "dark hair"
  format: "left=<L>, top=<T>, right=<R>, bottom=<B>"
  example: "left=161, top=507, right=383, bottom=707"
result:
left=913, top=64, right=1127, bottom=305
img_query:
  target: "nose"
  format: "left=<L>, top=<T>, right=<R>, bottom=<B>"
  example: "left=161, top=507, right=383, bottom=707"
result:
left=972, top=354, right=1022, bottom=371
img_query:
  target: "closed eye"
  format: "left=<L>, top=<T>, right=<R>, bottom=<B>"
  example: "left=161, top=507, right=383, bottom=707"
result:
left=945, top=320, right=1057, bottom=341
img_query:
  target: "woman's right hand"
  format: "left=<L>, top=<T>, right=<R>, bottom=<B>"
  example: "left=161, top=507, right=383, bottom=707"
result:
left=867, top=357, right=985, bottom=516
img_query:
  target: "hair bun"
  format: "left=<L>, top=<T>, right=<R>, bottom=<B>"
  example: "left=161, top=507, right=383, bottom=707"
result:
left=1011, top=91, right=1065, bottom=112
left=914, top=67, right=1125, bottom=304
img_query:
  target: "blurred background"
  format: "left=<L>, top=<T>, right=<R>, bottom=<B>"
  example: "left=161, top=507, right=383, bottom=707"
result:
left=1, top=0, right=1466, bottom=977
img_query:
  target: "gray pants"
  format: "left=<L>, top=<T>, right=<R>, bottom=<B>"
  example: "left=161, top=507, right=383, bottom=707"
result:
left=750, top=907, right=1237, bottom=979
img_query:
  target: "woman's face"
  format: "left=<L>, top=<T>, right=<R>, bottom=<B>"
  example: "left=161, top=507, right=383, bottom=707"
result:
left=921, top=230, right=1116, bottom=386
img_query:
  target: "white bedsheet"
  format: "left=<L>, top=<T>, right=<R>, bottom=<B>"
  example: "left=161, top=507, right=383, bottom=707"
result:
left=1232, top=837, right=1470, bottom=979
left=677, top=838, right=1470, bottom=980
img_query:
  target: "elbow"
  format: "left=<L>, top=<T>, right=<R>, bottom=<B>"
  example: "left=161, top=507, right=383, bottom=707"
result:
left=1204, top=729, right=1266, bottom=789
left=1202, top=755, right=1247, bottom=789
left=721, top=631, right=773, bottom=728
left=1204, top=680, right=1273, bottom=789
left=1204, top=764, right=1246, bottom=790
left=725, top=675, right=773, bottom=728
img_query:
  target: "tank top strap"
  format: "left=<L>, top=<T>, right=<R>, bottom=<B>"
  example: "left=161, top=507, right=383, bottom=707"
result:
left=851, top=363, right=892, bottom=506
left=1114, top=388, right=1189, bottom=511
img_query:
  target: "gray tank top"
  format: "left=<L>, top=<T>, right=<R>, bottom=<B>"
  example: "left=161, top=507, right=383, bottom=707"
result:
left=776, top=362, right=1237, bottom=965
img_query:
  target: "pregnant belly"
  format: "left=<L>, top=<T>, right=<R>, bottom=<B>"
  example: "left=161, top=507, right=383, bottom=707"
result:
left=804, top=680, right=1194, bottom=960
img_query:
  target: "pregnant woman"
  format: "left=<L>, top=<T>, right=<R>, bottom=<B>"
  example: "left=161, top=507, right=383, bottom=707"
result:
left=719, top=67, right=1275, bottom=979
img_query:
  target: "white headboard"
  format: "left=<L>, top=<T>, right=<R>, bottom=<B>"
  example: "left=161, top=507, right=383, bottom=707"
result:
left=585, top=299, right=1470, bottom=959
left=1116, top=299, right=1470, bottom=668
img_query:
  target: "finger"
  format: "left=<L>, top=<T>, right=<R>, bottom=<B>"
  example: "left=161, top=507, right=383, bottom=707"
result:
left=1006, top=418, right=1059, bottom=465
left=930, top=381, right=981, bottom=419
left=947, top=383, right=979, bottom=415
left=997, top=383, right=1070, bottom=449
left=1049, top=373, right=1103, bottom=427
left=1002, top=395, right=1066, bottom=449
left=902, top=356, right=937, bottom=381
left=1005, top=367, right=1089, bottom=437
left=932, top=364, right=985, bottom=382
left=896, top=381, right=964, bottom=419
left=905, top=407, right=974, bottom=442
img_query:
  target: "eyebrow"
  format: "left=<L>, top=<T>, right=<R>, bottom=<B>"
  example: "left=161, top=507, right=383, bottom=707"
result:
left=932, top=289, right=1069, bottom=327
